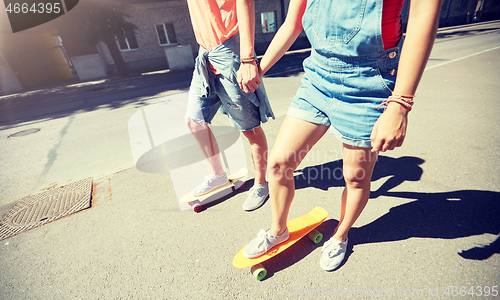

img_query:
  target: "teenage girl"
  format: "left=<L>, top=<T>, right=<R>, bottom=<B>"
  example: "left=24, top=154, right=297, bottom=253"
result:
left=240, top=0, right=444, bottom=270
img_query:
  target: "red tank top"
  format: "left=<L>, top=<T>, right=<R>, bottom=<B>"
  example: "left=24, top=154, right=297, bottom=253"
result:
left=382, top=0, right=405, bottom=49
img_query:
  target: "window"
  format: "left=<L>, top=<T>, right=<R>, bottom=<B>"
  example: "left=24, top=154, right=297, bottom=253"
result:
left=117, top=28, right=139, bottom=51
left=156, top=23, right=178, bottom=45
left=261, top=12, right=276, bottom=33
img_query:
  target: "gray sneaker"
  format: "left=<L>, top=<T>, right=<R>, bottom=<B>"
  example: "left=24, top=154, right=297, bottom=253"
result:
left=320, top=237, right=348, bottom=271
left=242, top=183, right=269, bottom=211
left=243, top=228, right=289, bottom=258
left=190, top=173, right=228, bottom=196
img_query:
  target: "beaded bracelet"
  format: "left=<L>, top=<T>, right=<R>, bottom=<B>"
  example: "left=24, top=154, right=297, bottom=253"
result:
left=378, top=94, right=415, bottom=112
left=240, top=56, right=257, bottom=64
left=240, top=56, right=259, bottom=64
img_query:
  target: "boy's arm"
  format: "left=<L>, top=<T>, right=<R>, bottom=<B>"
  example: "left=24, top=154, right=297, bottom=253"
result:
left=236, top=0, right=261, bottom=93
left=237, top=0, right=307, bottom=91
left=370, top=0, right=444, bottom=152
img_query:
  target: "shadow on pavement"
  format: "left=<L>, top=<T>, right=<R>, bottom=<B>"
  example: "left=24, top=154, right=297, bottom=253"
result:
left=0, top=70, right=193, bottom=129
left=199, top=179, right=251, bottom=211
left=351, top=189, right=500, bottom=259
left=294, top=156, right=424, bottom=193
left=292, top=156, right=500, bottom=261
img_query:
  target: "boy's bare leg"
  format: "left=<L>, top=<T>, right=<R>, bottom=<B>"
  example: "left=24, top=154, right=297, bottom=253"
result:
left=242, top=126, right=267, bottom=185
left=185, top=118, right=225, bottom=175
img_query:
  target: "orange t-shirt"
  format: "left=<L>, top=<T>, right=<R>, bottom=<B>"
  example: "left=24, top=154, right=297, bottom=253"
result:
left=187, top=0, right=239, bottom=51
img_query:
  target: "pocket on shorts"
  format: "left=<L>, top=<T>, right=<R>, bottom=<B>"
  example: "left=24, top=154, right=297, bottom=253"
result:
left=376, top=67, right=397, bottom=96
left=309, top=0, right=367, bottom=44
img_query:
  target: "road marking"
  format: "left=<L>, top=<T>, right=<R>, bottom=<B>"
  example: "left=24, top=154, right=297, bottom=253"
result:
left=425, top=45, right=500, bottom=70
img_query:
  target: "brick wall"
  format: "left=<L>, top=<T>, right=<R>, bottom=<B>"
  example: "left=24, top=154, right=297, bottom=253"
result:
left=99, top=0, right=313, bottom=72
left=100, top=0, right=197, bottom=73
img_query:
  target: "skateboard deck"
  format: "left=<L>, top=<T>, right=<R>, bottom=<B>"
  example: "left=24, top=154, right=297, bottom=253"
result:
left=180, top=167, right=248, bottom=204
left=233, top=207, right=328, bottom=280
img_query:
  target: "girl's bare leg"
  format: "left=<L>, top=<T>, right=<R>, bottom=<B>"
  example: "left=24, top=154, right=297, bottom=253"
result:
left=331, top=144, right=378, bottom=242
left=267, top=115, right=329, bottom=236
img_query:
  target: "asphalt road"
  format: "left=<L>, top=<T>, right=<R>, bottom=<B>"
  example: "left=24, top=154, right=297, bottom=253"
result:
left=0, top=21, right=499, bottom=299
left=2, top=21, right=497, bottom=208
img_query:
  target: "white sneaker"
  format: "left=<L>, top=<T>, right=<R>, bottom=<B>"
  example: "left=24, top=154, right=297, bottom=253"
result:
left=242, top=183, right=269, bottom=211
left=243, top=228, right=289, bottom=258
left=320, top=237, right=348, bottom=271
left=190, top=173, right=228, bottom=196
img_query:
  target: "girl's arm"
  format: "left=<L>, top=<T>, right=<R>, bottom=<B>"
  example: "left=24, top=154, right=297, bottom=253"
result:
left=371, top=0, right=444, bottom=152
left=258, top=0, right=308, bottom=76
left=393, top=0, right=444, bottom=95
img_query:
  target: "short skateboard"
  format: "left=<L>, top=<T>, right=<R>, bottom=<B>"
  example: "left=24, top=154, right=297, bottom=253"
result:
left=180, top=168, right=248, bottom=212
left=233, top=206, right=328, bottom=280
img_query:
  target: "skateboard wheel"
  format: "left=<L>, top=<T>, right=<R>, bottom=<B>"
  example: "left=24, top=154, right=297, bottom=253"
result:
left=308, top=229, right=323, bottom=244
left=251, top=264, right=267, bottom=281
left=192, top=203, right=202, bottom=213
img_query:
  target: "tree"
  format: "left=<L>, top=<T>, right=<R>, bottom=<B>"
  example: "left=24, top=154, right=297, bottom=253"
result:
left=80, top=0, right=137, bottom=77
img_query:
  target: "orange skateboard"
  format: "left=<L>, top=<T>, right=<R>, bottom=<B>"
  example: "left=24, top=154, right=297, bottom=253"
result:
left=180, top=168, right=248, bottom=212
left=233, top=207, right=328, bottom=280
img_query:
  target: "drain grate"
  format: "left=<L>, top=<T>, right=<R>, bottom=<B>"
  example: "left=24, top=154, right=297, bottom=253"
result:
left=0, top=177, right=92, bottom=240
left=8, top=128, right=41, bottom=138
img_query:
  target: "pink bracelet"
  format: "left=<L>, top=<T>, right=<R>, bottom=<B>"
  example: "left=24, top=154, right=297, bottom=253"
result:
left=378, top=94, right=415, bottom=112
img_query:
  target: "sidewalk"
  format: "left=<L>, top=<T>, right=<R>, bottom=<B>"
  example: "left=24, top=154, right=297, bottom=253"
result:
left=0, top=21, right=499, bottom=299
left=0, top=68, right=194, bottom=103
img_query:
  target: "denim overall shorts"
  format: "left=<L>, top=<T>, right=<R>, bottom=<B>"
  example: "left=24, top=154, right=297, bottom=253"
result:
left=287, top=0, right=402, bottom=148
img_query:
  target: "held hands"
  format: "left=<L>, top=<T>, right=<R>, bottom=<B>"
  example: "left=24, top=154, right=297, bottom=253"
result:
left=370, top=102, right=409, bottom=152
left=237, top=61, right=261, bottom=94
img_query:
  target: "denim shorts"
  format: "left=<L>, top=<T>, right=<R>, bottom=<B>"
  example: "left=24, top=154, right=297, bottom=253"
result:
left=186, top=73, right=262, bottom=131
left=185, top=34, right=272, bottom=132
left=287, top=46, right=400, bottom=148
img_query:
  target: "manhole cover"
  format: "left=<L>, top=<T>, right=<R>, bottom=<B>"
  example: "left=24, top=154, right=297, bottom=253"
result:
left=0, top=177, right=92, bottom=240
left=8, top=128, right=41, bottom=138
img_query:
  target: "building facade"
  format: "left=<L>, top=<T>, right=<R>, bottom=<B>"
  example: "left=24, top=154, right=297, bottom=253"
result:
left=98, top=0, right=196, bottom=74
left=93, top=0, right=500, bottom=76
left=96, top=0, right=300, bottom=74
left=1, top=0, right=500, bottom=93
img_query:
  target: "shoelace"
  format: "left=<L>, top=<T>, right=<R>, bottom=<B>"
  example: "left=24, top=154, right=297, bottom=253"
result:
left=202, top=175, right=213, bottom=184
left=248, top=186, right=265, bottom=197
left=203, top=174, right=224, bottom=185
left=322, top=239, right=341, bottom=257
left=256, top=229, right=272, bottom=252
